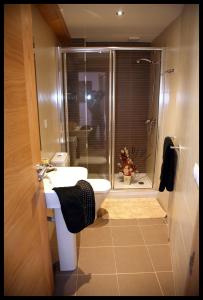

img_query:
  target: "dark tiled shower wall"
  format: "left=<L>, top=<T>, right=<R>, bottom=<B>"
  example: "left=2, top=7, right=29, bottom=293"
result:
left=114, top=50, right=154, bottom=173
left=65, top=50, right=160, bottom=175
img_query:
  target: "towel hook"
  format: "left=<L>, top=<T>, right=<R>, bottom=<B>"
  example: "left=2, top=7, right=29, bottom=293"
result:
left=168, top=136, right=185, bottom=151
left=170, top=145, right=186, bottom=151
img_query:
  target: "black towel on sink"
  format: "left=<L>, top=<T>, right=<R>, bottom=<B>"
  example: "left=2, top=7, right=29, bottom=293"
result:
left=159, top=137, right=178, bottom=192
left=53, top=180, right=95, bottom=233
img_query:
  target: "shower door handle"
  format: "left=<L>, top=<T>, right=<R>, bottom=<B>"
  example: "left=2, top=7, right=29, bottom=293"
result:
left=145, top=119, right=151, bottom=124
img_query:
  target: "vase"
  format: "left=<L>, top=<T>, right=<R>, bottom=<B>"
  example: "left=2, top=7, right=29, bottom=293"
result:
left=123, top=175, right=131, bottom=185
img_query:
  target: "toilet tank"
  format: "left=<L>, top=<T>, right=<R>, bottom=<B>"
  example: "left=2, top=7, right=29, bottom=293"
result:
left=51, top=152, right=70, bottom=167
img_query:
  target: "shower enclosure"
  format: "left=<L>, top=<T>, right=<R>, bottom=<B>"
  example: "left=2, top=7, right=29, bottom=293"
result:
left=60, top=47, right=162, bottom=189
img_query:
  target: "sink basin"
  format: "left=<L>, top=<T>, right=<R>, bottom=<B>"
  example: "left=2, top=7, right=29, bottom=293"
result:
left=43, top=166, right=88, bottom=208
left=43, top=166, right=88, bottom=271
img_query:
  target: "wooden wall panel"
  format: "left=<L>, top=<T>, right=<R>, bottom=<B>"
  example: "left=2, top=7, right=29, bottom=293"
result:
left=36, top=4, right=71, bottom=46
left=4, top=4, right=53, bottom=295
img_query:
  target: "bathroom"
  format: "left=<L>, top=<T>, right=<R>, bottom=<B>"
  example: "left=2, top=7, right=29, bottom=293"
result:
left=4, top=4, right=199, bottom=296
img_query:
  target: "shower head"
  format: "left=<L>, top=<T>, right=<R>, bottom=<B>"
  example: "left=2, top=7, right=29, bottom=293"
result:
left=136, top=58, right=159, bottom=64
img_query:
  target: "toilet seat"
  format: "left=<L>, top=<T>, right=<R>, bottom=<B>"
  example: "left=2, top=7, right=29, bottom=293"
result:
left=86, top=179, right=111, bottom=193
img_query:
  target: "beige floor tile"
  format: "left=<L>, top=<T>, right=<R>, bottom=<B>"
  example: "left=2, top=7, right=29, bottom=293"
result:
left=111, top=226, right=144, bottom=246
left=137, top=217, right=167, bottom=225
left=77, top=274, right=119, bottom=296
left=118, top=273, right=162, bottom=296
left=54, top=274, right=77, bottom=296
left=109, top=218, right=138, bottom=226
left=147, top=245, right=172, bottom=271
left=78, top=247, right=116, bottom=274
left=140, top=224, right=169, bottom=244
left=114, top=246, right=153, bottom=273
left=87, top=217, right=111, bottom=228
left=79, top=227, right=112, bottom=247
left=157, top=272, right=175, bottom=296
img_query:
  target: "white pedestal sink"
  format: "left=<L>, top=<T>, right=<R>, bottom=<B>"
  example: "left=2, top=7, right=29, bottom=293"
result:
left=43, top=167, right=88, bottom=271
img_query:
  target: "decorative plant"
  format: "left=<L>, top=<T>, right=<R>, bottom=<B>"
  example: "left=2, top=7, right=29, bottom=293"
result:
left=117, top=147, right=137, bottom=176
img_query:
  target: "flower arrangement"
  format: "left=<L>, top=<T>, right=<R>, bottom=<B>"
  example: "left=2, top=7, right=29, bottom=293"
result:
left=117, top=147, right=137, bottom=177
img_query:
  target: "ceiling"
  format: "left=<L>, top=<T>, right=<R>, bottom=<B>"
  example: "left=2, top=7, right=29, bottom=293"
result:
left=59, top=4, right=184, bottom=42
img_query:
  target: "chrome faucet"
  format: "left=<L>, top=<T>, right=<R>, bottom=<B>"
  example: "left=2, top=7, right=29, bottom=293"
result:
left=38, top=165, right=48, bottom=181
left=36, top=164, right=56, bottom=181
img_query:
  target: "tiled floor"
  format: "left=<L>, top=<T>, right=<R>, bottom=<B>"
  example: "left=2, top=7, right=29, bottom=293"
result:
left=54, top=217, right=175, bottom=296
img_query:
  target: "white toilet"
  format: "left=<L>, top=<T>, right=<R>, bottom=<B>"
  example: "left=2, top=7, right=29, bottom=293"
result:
left=51, top=153, right=111, bottom=217
left=86, top=179, right=111, bottom=216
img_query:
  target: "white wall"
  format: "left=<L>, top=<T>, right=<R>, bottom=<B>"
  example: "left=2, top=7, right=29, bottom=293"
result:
left=153, top=4, right=199, bottom=295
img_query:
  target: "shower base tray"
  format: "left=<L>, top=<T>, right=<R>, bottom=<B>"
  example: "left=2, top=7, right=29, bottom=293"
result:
left=114, top=173, right=152, bottom=189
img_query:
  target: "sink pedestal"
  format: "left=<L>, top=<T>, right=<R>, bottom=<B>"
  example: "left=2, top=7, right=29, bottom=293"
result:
left=43, top=167, right=88, bottom=272
left=54, top=208, right=77, bottom=271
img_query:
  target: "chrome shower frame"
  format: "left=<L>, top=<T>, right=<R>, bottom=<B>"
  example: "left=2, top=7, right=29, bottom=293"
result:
left=58, top=47, right=164, bottom=190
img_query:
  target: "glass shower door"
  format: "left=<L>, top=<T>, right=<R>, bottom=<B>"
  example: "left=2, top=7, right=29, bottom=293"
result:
left=63, top=50, right=111, bottom=180
left=113, top=50, right=161, bottom=189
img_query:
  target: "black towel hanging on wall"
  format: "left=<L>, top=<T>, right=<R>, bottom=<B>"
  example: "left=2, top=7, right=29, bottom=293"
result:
left=53, top=180, right=95, bottom=233
left=159, top=136, right=177, bottom=192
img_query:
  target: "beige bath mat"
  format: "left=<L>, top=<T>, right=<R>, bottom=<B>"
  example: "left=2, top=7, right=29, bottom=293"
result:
left=99, top=198, right=167, bottom=219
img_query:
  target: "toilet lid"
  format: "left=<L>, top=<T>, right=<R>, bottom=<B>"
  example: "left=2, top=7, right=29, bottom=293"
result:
left=86, top=179, right=111, bottom=192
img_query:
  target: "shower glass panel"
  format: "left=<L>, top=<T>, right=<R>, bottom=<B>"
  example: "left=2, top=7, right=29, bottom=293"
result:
left=63, top=51, right=110, bottom=180
left=113, top=50, right=161, bottom=189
